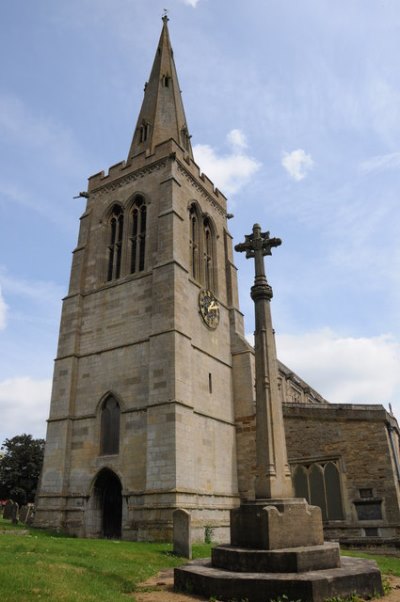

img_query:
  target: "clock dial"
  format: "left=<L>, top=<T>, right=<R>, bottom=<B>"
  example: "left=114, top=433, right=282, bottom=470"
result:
left=199, top=290, right=220, bottom=329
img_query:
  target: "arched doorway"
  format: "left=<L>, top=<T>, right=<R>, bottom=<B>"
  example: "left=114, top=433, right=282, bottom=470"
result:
left=93, top=469, right=122, bottom=538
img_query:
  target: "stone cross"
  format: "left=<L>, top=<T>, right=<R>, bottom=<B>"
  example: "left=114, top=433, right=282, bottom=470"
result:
left=235, top=224, right=293, bottom=500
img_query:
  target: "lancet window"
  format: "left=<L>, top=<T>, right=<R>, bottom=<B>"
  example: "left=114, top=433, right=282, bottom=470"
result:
left=139, top=122, right=150, bottom=143
left=189, top=204, right=199, bottom=280
left=107, top=205, right=124, bottom=281
left=130, top=196, right=147, bottom=274
left=203, top=217, right=214, bottom=291
left=100, top=395, right=120, bottom=455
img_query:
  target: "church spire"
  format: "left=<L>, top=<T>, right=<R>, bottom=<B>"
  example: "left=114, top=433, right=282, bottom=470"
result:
left=128, top=16, right=193, bottom=161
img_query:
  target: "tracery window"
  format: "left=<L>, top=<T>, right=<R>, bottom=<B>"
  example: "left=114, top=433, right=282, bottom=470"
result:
left=130, top=196, right=147, bottom=274
left=100, top=395, right=120, bottom=455
left=107, top=205, right=124, bottom=281
left=292, top=460, right=344, bottom=521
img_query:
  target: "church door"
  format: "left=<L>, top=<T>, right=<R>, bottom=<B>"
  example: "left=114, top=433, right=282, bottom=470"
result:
left=94, top=469, right=122, bottom=538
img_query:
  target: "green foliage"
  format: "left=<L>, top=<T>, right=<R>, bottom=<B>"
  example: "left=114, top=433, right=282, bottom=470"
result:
left=382, top=575, right=392, bottom=595
left=0, top=434, right=45, bottom=505
left=204, top=525, right=214, bottom=544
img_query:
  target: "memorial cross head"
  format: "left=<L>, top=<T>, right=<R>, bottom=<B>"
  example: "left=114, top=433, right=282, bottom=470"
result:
left=234, top=223, right=281, bottom=280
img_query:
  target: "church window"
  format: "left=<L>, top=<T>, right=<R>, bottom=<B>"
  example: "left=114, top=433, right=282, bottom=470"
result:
left=292, top=460, right=344, bottom=522
left=100, top=396, right=120, bottom=455
left=107, top=205, right=124, bottom=281
left=139, top=122, right=150, bottom=143
left=163, top=74, right=171, bottom=87
left=209, top=373, right=213, bottom=394
left=203, top=217, right=215, bottom=291
left=130, top=196, right=147, bottom=274
left=189, top=204, right=200, bottom=280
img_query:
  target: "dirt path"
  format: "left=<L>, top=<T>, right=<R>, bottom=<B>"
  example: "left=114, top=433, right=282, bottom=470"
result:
left=134, top=569, right=400, bottom=602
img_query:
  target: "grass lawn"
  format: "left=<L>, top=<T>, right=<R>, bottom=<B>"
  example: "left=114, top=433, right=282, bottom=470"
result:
left=1, top=517, right=399, bottom=601
left=341, top=549, right=400, bottom=577
left=0, top=517, right=211, bottom=602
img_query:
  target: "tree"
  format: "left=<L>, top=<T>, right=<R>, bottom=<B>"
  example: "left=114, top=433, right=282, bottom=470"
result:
left=0, top=434, right=45, bottom=505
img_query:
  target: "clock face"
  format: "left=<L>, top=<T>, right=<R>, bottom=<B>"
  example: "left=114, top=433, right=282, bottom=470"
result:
left=199, top=290, right=220, bottom=329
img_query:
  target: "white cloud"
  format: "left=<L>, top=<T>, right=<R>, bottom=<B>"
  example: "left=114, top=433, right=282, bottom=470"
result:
left=282, top=149, right=314, bottom=181
left=0, top=377, right=51, bottom=444
left=0, top=286, right=7, bottom=330
left=276, top=328, right=400, bottom=408
left=0, top=272, right=64, bottom=307
left=227, top=128, right=248, bottom=150
left=181, top=0, right=200, bottom=6
left=359, top=152, right=400, bottom=174
left=193, top=129, right=261, bottom=194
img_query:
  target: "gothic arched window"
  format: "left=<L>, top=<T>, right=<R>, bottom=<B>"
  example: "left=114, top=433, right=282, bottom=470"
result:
left=130, top=196, right=147, bottom=274
left=292, top=460, right=344, bottom=522
left=203, top=217, right=215, bottom=291
left=107, top=205, right=124, bottom=281
left=100, top=396, right=120, bottom=455
left=139, top=122, right=150, bottom=143
left=189, top=204, right=200, bottom=280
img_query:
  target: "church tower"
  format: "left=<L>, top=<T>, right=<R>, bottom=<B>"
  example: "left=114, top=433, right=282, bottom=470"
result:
left=34, top=17, right=254, bottom=540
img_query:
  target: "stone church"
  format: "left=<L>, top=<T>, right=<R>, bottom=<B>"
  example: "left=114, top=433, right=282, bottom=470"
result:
left=34, top=17, right=400, bottom=545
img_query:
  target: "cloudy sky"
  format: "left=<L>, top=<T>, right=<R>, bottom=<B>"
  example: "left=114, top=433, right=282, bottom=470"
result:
left=1, top=0, right=400, bottom=445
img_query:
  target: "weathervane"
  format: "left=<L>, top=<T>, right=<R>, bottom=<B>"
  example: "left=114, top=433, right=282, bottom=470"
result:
left=162, top=8, right=169, bottom=22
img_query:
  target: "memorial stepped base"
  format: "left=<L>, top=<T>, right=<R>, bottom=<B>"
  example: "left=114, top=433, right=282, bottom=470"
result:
left=174, top=555, right=383, bottom=602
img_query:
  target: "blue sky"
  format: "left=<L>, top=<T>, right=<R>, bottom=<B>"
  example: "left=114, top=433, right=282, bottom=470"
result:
left=1, top=0, right=400, bottom=444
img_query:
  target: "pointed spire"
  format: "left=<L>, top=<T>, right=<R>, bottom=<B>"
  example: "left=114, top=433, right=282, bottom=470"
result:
left=128, top=17, right=193, bottom=160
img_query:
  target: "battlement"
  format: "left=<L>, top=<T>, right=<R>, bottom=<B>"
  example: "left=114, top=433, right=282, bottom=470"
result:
left=87, top=139, right=228, bottom=209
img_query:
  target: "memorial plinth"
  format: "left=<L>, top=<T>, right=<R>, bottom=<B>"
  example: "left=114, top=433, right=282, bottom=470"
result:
left=174, top=224, right=383, bottom=601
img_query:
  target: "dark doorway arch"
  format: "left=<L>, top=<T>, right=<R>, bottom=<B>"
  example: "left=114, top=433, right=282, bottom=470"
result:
left=93, top=469, right=122, bottom=538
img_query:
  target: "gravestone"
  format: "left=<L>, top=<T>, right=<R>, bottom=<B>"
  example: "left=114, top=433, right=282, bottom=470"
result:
left=3, top=500, right=14, bottom=520
left=19, top=504, right=35, bottom=525
left=11, top=501, right=19, bottom=525
left=173, top=508, right=192, bottom=559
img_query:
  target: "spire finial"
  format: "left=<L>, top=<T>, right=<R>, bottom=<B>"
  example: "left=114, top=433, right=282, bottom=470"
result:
left=162, top=9, right=169, bottom=23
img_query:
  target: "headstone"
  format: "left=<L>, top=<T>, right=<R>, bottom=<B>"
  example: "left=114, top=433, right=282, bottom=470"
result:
left=11, top=501, right=19, bottom=525
left=173, top=508, right=192, bottom=559
left=3, top=500, right=14, bottom=520
left=19, top=504, right=35, bottom=524
left=19, top=505, right=28, bottom=523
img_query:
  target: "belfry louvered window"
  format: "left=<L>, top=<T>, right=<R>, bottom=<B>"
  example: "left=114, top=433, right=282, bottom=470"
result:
left=107, top=205, right=124, bottom=281
left=130, top=196, right=147, bottom=274
left=189, top=204, right=199, bottom=280
left=203, top=217, right=214, bottom=291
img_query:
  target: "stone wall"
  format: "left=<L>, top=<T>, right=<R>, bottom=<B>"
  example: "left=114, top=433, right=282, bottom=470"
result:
left=284, top=403, right=400, bottom=541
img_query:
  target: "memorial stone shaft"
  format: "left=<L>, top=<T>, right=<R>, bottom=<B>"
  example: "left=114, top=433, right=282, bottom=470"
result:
left=235, top=224, right=292, bottom=499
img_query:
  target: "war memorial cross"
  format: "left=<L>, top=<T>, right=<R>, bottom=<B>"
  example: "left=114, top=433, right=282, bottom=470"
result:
left=235, top=223, right=292, bottom=500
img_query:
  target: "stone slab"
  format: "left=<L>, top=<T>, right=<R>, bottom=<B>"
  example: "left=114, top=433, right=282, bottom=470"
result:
left=173, top=508, right=192, bottom=559
left=212, top=542, right=340, bottom=573
left=231, top=498, right=324, bottom=550
left=174, top=556, right=383, bottom=602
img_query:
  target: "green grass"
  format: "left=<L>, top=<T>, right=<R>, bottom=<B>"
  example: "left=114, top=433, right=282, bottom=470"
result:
left=341, top=548, right=400, bottom=577
left=0, top=517, right=212, bottom=602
